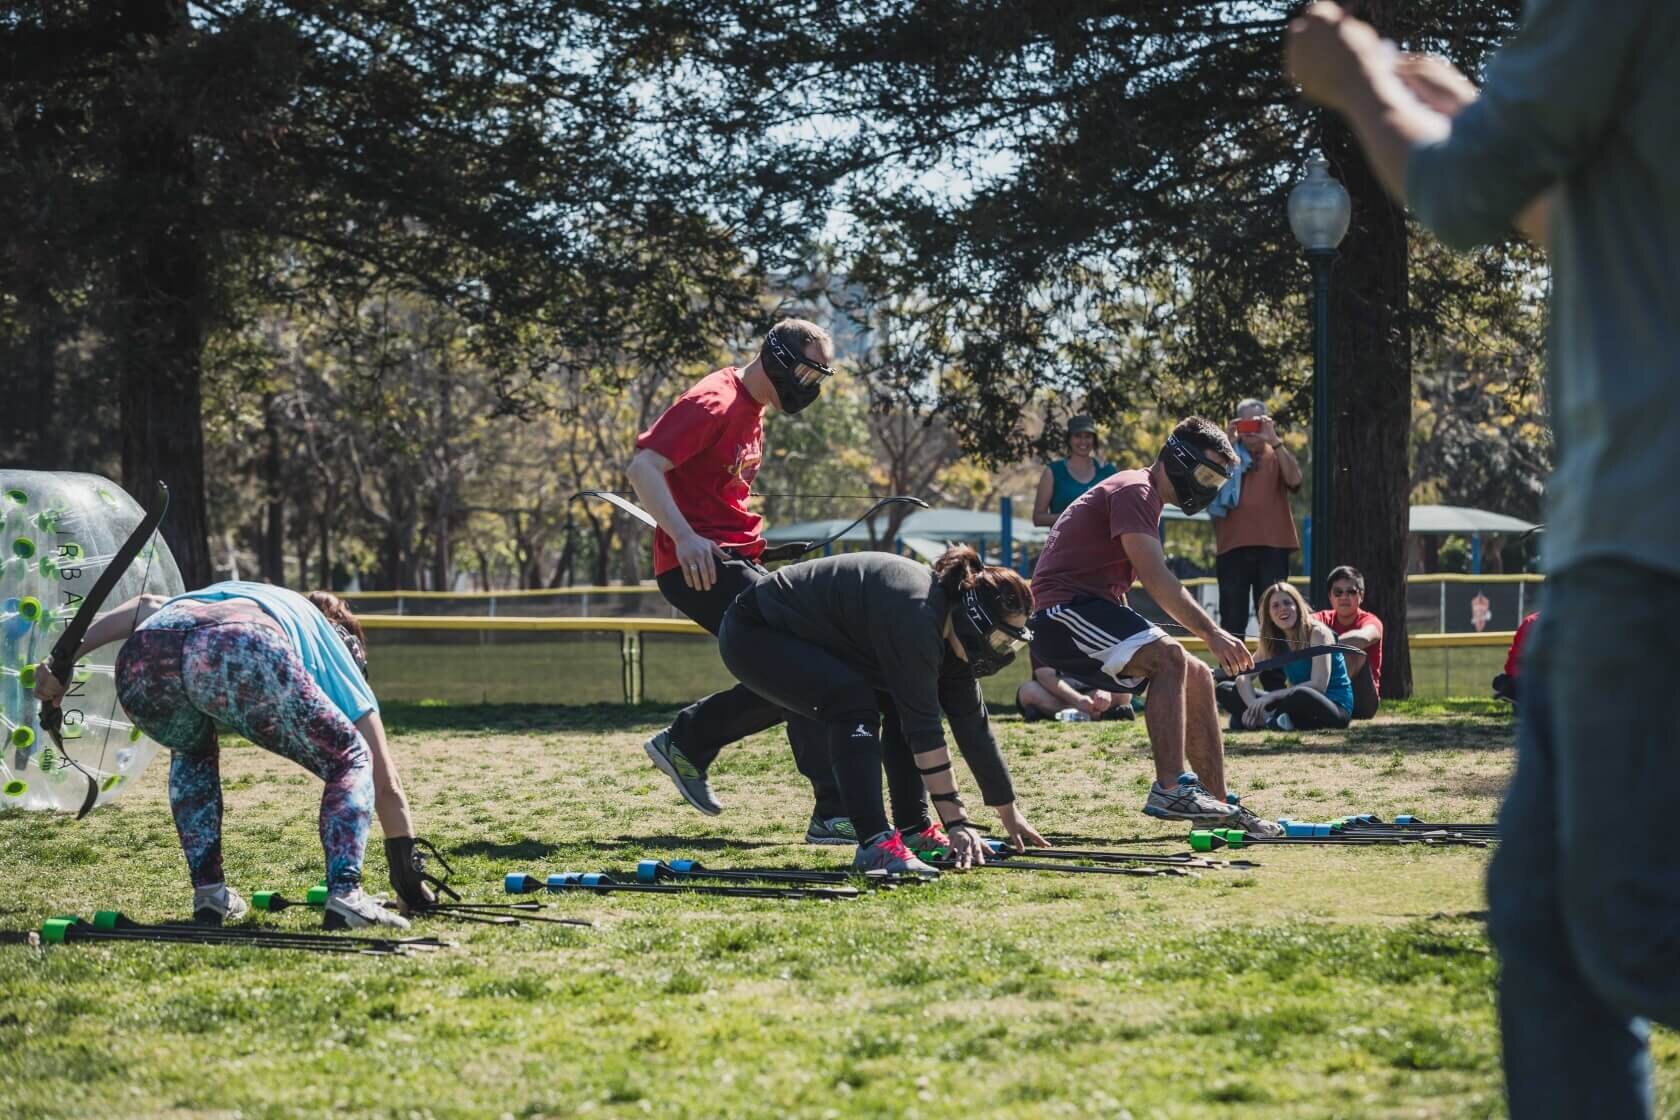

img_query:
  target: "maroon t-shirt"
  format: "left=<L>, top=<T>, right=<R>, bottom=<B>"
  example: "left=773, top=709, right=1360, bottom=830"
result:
left=635, top=367, right=766, bottom=576
left=1030, top=469, right=1164, bottom=611
left=1315, top=607, right=1384, bottom=693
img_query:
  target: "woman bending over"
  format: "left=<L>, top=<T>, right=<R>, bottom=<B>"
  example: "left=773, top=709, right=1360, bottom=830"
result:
left=718, top=546, right=1046, bottom=878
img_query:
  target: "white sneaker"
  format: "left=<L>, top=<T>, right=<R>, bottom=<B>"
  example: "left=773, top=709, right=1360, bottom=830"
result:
left=192, top=883, right=248, bottom=926
left=323, top=888, right=411, bottom=931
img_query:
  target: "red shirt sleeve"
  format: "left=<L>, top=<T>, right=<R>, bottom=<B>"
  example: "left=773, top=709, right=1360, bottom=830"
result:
left=636, top=390, right=724, bottom=469
left=1107, top=479, right=1161, bottom=540
left=1506, top=613, right=1537, bottom=678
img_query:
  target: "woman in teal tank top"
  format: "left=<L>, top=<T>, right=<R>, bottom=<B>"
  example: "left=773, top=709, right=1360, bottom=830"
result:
left=1032, top=415, right=1118, bottom=526
left=1216, top=581, right=1353, bottom=731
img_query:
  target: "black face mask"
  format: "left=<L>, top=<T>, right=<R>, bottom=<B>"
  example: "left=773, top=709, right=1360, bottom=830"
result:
left=1161, top=435, right=1233, bottom=515
left=949, top=584, right=1031, bottom=679
left=762, top=331, right=832, bottom=415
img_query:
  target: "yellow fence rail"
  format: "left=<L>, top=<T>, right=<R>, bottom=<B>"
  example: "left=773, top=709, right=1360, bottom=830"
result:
left=344, top=572, right=1544, bottom=601
left=359, top=613, right=1516, bottom=703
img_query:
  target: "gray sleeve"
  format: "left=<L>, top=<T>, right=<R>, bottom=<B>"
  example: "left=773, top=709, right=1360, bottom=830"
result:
left=1406, top=0, right=1650, bottom=248
left=940, top=677, right=1016, bottom=807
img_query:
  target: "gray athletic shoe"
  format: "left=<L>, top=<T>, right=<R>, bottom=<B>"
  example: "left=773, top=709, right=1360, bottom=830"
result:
left=191, top=883, right=248, bottom=926
left=853, top=830, right=939, bottom=880
left=805, top=814, right=858, bottom=846
left=644, top=728, right=722, bottom=816
left=1227, top=805, right=1284, bottom=839
left=1143, top=774, right=1241, bottom=824
left=323, top=888, right=411, bottom=931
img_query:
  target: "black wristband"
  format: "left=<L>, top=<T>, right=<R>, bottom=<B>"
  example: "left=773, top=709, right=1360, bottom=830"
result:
left=916, top=761, right=953, bottom=776
left=942, top=818, right=973, bottom=832
left=930, top=790, right=963, bottom=804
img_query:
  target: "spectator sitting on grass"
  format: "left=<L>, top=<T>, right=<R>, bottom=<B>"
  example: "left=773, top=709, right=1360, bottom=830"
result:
left=1493, top=611, right=1539, bottom=704
left=1313, top=564, right=1384, bottom=719
left=1016, top=655, right=1134, bottom=722
left=1219, top=581, right=1353, bottom=732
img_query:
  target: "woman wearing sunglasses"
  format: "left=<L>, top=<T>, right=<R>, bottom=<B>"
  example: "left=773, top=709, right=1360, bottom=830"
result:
left=717, top=544, right=1046, bottom=877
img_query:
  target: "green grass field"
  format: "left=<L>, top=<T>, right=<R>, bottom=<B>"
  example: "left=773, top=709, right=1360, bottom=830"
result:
left=3, top=699, right=1675, bottom=1118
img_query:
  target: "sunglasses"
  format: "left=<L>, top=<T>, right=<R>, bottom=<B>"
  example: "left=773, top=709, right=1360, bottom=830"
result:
left=1329, top=586, right=1362, bottom=597
left=765, top=332, right=836, bottom=387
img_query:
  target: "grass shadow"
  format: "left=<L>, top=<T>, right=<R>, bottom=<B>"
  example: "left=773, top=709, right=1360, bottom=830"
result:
left=382, top=702, right=681, bottom=735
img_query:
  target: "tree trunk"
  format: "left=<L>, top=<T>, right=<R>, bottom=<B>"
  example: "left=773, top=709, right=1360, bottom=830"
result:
left=113, top=0, right=211, bottom=587
left=259, top=393, right=285, bottom=582
left=1323, top=110, right=1413, bottom=698
left=318, top=511, right=331, bottom=588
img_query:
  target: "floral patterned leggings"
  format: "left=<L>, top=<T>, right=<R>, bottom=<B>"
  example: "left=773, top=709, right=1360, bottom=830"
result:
left=116, top=599, right=373, bottom=893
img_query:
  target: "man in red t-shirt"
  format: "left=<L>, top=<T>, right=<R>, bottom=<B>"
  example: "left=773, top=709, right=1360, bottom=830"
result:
left=627, top=318, right=850, bottom=844
left=1028, top=416, right=1281, bottom=836
left=1313, top=564, right=1384, bottom=719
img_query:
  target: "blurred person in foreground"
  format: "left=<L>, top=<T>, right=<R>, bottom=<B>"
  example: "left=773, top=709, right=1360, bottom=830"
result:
left=1289, top=3, right=1680, bottom=1114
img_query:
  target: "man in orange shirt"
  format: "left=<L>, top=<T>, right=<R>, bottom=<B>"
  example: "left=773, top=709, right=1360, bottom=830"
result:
left=1208, top=399, right=1303, bottom=636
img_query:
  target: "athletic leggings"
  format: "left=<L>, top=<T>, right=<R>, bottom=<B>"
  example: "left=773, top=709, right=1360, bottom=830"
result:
left=115, top=600, right=374, bottom=893
left=717, top=594, right=904, bottom=843
left=1216, top=679, right=1351, bottom=731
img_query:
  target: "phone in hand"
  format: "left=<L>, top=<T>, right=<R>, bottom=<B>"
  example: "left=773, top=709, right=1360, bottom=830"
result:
left=1234, top=418, right=1264, bottom=434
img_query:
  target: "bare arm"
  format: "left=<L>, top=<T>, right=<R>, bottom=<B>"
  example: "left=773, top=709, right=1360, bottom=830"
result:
left=626, top=448, right=699, bottom=542
left=1034, top=665, right=1093, bottom=711
left=1272, top=443, right=1303, bottom=490
left=31, top=594, right=168, bottom=702
left=625, top=447, right=727, bottom=589
left=356, top=710, right=415, bottom=838
left=1123, top=531, right=1253, bottom=676
left=1031, top=468, right=1057, bottom=527
left=1336, top=622, right=1382, bottom=649
left=1287, top=3, right=1610, bottom=254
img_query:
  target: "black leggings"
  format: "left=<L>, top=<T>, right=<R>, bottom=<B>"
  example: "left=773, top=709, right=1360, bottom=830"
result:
left=657, top=553, right=842, bottom=818
left=718, top=595, right=920, bottom=843
left=1216, top=679, right=1351, bottom=731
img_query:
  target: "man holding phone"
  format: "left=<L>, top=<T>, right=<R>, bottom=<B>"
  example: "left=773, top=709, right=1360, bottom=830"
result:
left=1207, top=399, right=1303, bottom=636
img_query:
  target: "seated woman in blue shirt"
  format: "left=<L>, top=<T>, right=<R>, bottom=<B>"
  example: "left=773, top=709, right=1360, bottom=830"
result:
left=1217, top=581, right=1353, bottom=732
left=33, top=582, right=427, bottom=929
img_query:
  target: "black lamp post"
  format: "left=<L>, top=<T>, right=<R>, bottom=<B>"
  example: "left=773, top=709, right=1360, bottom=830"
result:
left=1287, top=156, right=1352, bottom=608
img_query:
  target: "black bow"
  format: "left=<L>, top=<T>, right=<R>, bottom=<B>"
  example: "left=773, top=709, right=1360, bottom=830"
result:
left=39, top=482, right=169, bottom=819
left=1213, top=643, right=1366, bottom=684
left=572, top=491, right=931, bottom=564
left=758, top=496, right=930, bottom=562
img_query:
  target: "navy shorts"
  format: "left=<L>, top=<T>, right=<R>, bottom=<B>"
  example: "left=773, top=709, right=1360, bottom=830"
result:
left=1029, top=596, right=1168, bottom=692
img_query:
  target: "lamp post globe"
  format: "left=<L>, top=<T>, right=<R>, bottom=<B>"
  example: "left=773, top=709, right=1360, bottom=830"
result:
left=1288, top=156, right=1351, bottom=608
left=1288, top=156, right=1353, bottom=251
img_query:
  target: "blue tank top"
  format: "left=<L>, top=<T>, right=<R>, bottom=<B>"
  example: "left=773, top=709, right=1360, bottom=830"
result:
left=1049, top=459, right=1118, bottom=514
left=1284, top=647, right=1354, bottom=714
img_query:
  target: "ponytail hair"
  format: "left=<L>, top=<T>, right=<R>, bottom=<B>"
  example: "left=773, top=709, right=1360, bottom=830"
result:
left=931, top=545, right=1034, bottom=618
left=307, top=590, right=364, bottom=642
left=307, top=590, right=369, bottom=677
